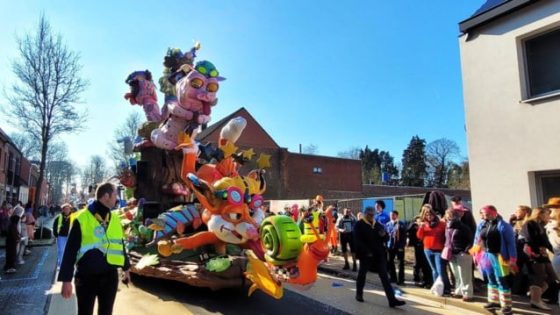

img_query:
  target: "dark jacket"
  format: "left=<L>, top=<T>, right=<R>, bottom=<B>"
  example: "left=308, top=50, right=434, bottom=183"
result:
left=353, top=218, right=388, bottom=259
left=460, top=210, right=477, bottom=237
left=407, top=221, right=421, bottom=247
left=446, top=219, right=473, bottom=254
left=6, top=215, right=21, bottom=246
left=521, top=220, right=553, bottom=263
left=58, top=201, right=130, bottom=282
left=474, top=215, right=517, bottom=261
left=4, top=215, right=21, bottom=269
left=53, top=213, right=71, bottom=237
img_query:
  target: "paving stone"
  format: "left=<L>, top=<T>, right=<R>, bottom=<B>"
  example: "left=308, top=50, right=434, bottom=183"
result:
left=0, top=245, right=57, bottom=315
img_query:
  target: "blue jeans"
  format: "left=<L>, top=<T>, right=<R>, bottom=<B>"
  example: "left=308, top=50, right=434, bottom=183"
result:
left=424, top=249, right=450, bottom=292
left=56, top=236, right=68, bottom=267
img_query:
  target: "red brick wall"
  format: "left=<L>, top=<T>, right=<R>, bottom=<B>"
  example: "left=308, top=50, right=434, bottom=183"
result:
left=20, top=158, right=31, bottom=185
left=202, top=109, right=279, bottom=148
left=283, top=153, right=362, bottom=199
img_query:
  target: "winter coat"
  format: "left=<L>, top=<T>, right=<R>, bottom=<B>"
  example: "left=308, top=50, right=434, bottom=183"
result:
left=353, top=218, right=388, bottom=259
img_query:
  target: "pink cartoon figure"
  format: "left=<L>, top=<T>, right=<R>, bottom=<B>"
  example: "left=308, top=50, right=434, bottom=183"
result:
left=151, top=60, right=225, bottom=150
left=124, top=70, right=161, bottom=122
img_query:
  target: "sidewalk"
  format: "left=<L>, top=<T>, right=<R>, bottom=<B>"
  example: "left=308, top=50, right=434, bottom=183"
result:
left=319, top=253, right=558, bottom=315
left=0, top=215, right=55, bottom=248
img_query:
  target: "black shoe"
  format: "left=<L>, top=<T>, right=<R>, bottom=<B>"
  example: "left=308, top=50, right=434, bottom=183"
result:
left=389, top=300, right=406, bottom=308
left=483, top=302, right=500, bottom=309
left=355, top=295, right=364, bottom=302
left=501, top=307, right=512, bottom=315
left=352, top=264, right=357, bottom=272
left=343, top=263, right=350, bottom=270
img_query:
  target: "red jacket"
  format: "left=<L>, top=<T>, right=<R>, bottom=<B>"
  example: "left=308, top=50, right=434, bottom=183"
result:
left=417, top=220, right=446, bottom=251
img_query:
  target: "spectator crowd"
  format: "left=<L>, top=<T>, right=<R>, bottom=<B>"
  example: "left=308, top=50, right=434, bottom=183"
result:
left=271, top=195, right=560, bottom=314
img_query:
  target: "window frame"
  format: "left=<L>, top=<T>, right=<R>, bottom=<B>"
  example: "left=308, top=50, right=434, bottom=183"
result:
left=534, top=170, right=560, bottom=206
left=521, top=26, right=560, bottom=102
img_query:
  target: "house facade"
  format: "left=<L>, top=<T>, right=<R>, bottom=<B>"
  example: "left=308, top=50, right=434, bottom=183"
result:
left=459, top=0, right=560, bottom=217
left=0, top=127, right=48, bottom=207
left=196, top=107, right=363, bottom=200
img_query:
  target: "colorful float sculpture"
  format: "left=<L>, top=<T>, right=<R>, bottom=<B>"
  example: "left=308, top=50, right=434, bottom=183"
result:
left=119, top=44, right=330, bottom=299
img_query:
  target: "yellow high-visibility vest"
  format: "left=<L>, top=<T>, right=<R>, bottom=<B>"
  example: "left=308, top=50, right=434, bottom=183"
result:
left=75, top=209, right=125, bottom=266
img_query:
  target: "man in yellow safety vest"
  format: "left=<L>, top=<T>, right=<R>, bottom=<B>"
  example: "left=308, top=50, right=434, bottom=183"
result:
left=53, top=203, right=72, bottom=268
left=59, top=182, right=130, bottom=315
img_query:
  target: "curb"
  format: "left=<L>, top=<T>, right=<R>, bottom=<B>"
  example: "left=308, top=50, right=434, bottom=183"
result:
left=318, top=264, right=489, bottom=314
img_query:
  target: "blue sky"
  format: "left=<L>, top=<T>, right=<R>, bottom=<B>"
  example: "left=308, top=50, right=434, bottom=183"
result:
left=0, top=0, right=482, bottom=169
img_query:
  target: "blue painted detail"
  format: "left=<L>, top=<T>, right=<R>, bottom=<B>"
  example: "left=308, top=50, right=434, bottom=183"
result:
left=94, top=226, right=106, bottom=238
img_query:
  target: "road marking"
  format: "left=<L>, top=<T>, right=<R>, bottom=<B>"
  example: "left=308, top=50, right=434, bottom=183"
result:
left=0, top=247, right=49, bottom=282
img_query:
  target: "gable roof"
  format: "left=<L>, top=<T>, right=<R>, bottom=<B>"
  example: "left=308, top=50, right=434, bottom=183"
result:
left=459, top=0, right=539, bottom=35
left=196, top=107, right=281, bottom=148
left=472, top=0, right=509, bottom=16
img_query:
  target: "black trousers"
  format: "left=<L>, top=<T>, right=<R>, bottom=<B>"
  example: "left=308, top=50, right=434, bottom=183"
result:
left=75, top=270, right=119, bottom=315
left=413, top=244, right=432, bottom=285
left=356, top=255, right=396, bottom=304
left=387, top=248, right=405, bottom=283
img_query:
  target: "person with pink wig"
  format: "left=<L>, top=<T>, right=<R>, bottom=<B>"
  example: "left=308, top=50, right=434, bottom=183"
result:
left=471, top=205, right=517, bottom=315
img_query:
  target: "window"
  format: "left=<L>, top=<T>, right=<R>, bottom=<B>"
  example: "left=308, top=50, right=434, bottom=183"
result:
left=524, top=28, right=560, bottom=98
left=535, top=171, right=560, bottom=206
left=312, top=167, right=322, bottom=174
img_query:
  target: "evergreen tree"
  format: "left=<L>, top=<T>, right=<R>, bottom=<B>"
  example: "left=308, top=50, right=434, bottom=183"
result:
left=359, top=146, right=398, bottom=184
left=379, top=150, right=398, bottom=180
left=401, top=136, right=427, bottom=186
left=359, top=146, right=381, bottom=184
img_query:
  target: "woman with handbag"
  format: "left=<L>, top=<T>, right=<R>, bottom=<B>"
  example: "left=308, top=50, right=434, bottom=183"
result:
left=443, top=209, right=474, bottom=301
left=417, top=204, right=450, bottom=295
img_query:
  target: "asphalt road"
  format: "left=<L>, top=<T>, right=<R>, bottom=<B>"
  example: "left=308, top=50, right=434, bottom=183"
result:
left=112, top=274, right=349, bottom=315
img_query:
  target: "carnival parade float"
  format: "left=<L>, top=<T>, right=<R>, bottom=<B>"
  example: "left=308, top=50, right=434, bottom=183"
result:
left=115, top=43, right=332, bottom=299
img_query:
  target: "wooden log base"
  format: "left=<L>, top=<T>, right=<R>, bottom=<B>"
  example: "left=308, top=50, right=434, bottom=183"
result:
left=128, top=250, right=249, bottom=291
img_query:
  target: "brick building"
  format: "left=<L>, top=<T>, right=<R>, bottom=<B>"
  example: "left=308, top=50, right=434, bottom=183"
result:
left=196, top=108, right=363, bottom=200
left=0, top=127, right=48, bottom=207
left=196, top=108, right=470, bottom=218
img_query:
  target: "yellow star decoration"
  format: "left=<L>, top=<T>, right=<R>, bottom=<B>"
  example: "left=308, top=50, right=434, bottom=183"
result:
left=256, top=153, right=271, bottom=169
left=175, top=131, right=193, bottom=149
left=221, top=141, right=238, bottom=158
left=242, top=148, right=256, bottom=160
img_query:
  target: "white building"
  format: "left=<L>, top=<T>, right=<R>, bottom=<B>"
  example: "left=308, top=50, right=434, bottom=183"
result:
left=459, top=0, right=560, bottom=218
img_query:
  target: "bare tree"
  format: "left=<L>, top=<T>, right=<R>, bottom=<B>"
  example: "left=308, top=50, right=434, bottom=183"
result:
left=45, top=141, right=75, bottom=204
left=81, top=155, right=108, bottom=190
left=4, top=15, right=88, bottom=209
left=9, top=132, right=39, bottom=160
left=426, top=138, right=460, bottom=187
left=107, top=112, right=142, bottom=168
left=302, top=144, right=319, bottom=155
left=337, top=146, right=361, bottom=160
